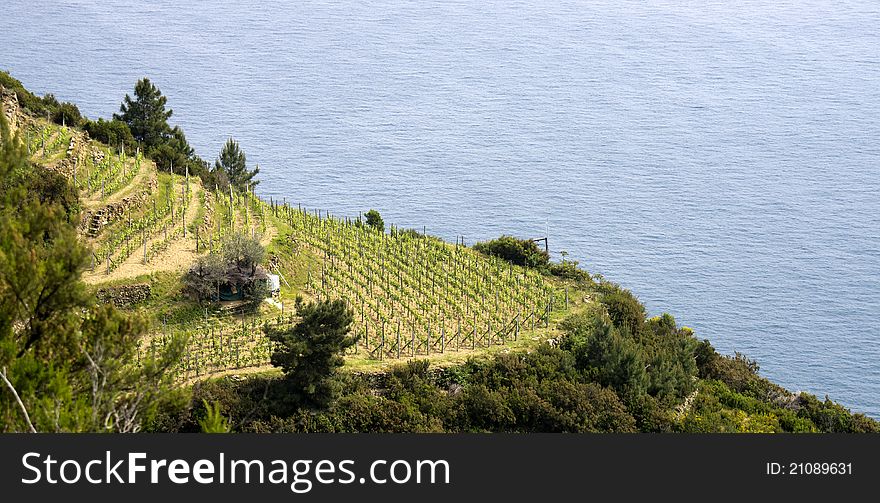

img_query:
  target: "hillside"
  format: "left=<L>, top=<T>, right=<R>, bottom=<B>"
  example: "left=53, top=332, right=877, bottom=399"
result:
left=2, top=85, right=579, bottom=382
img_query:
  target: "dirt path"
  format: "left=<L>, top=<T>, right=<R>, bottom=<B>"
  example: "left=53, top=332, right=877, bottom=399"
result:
left=260, top=221, right=278, bottom=247
left=83, top=181, right=203, bottom=284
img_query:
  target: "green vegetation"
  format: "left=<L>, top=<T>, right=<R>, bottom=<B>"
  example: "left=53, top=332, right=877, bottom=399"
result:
left=3, top=72, right=877, bottom=434
left=215, top=138, right=259, bottom=192
left=112, top=78, right=211, bottom=184
left=273, top=204, right=562, bottom=361
left=198, top=400, right=231, bottom=433
left=52, top=102, right=83, bottom=128
left=114, top=77, right=173, bottom=150
left=474, top=236, right=593, bottom=283
left=82, top=118, right=136, bottom=153
left=0, top=112, right=182, bottom=432
left=152, top=291, right=878, bottom=433
left=364, top=209, right=384, bottom=233
left=1, top=70, right=83, bottom=125
left=183, top=232, right=267, bottom=304
left=474, top=235, right=550, bottom=269
left=266, top=299, right=357, bottom=408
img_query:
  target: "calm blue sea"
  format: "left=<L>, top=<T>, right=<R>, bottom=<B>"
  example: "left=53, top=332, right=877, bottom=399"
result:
left=3, top=0, right=878, bottom=417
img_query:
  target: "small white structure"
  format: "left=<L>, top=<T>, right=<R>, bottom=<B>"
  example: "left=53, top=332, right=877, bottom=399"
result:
left=267, top=274, right=281, bottom=296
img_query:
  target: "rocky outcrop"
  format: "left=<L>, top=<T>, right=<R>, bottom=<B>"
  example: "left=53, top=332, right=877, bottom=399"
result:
left=50, top=133, right=84, bottom=178
left=1, top=88, right=20, bottom=131
left=96, top=283, right=152, bottom=308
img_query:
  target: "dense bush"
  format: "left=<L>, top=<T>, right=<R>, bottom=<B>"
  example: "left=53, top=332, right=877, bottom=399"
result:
left=82, top=118, right=137, bottom=153
left=51, top=102, right=83, bottom=128
left=548, top=260, right=591, bottom=282
left=562, top=316, right=648, bottom=398
left=1, top=161, right=80, bottom=223
left=473, top=235, right=549, bottom=269
left=598, top=286, right=646, bottom=336
left=640, top=314, right=698, bottom=403
left=795, top=394, right=880, bottom=433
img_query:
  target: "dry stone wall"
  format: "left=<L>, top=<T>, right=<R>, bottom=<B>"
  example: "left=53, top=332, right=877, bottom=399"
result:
left=1, top=88, right=20, bottom=132
left=96, top=283, right=152, bottom=308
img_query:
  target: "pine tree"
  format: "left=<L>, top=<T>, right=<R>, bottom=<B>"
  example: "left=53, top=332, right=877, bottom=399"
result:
left=266, top=299, right=356, bottom=408
left=215, top=138, right=259, bottom=192
left=114, top=77, right=172, bottom=150
left=365, top=209, right=384, bottom=233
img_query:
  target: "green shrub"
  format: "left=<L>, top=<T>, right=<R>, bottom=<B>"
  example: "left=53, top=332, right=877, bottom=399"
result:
left=82, top=118, right=137, bottom=153
left=266, top=299, right=357, bottom=408
left=796, top=394, right=880, bottom=433
left=599, top=287, right=646, bottom=336
left=52, top=102, right=83, bottom=128
left=473, top=235, right=549, bottom=269
left=548, top=260, right=591, bottom=282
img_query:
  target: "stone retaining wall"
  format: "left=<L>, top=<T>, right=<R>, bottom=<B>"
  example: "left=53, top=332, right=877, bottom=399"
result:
left=96, top=283, right=152, bottom=308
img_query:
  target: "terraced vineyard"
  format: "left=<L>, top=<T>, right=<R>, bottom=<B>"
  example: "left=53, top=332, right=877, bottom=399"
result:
left=23, top=119, right=73, bottom=164
left=134, top=192, right=572, bottom=380
left=273, top=203, right=565, bottom=360
left=18, top=112, right=573, bottom=379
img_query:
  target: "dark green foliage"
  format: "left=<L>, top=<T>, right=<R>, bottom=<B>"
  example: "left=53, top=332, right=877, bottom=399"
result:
left=114, top=77, right=173, bottom=149
left=599, top=286, right=646, bottom=336
left=548, top=260, right=591, bottom=282
left=247, top=394, right=444, bottom=433
left=266, top=299, right=357, bottom=408
left=563, top=317, right=648, bottom=398
left=147, top=126, right=193, bottom=172
left=215, top=138, right=258, bottom=192
left=694, top=339, right=774, bottom=398
left=2, top=159, right=80, bottom=223
left=113, top=79, right=209, bottom=181
left=796, top=394, right=880, bottom=433
left=161, top=333, right=877, bottom=434
left=52, top=102, right=83, bottom=128
left=170, top=343, right=638, bottom=433
left=473, top=235, right=549, bottom=269
left=82, top=118, right=137, bottom=153
left=565, top=299, right=699, bottom=406
left=364, top=209, right=384, bottom=233
left=640, top=314, right=698, bottom=403
left=626, top=394, right=677, bottom=432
